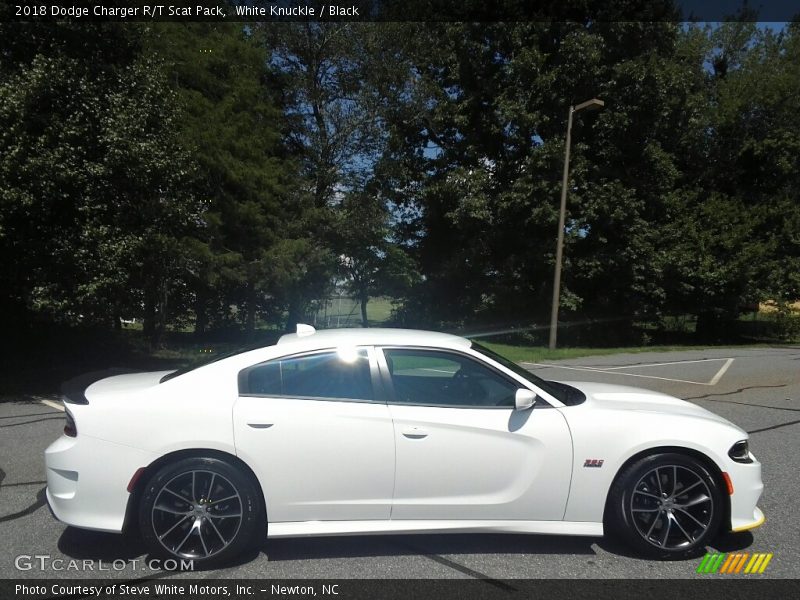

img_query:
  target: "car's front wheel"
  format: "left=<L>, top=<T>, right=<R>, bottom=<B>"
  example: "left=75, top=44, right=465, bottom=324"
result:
left=138, top=456, right=263, bottom=568
left=607, top=452, right=723, bottom=558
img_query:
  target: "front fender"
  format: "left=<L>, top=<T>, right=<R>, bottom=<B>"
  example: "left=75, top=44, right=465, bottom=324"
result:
left=560, top=406, right=744, bottom=523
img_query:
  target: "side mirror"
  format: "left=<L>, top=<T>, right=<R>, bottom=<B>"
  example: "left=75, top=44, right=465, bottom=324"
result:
left=515, top=388, right=537, bottom=411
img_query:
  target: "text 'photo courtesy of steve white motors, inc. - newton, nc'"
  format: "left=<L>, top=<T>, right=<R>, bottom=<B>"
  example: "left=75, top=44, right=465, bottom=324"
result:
left=15, top=583, right=337, bottom=598
left=12, top=3, right=362, bottom=18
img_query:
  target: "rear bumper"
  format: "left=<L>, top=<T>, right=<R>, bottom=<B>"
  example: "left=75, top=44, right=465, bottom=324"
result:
left=45, top=434, right=152, bottom=533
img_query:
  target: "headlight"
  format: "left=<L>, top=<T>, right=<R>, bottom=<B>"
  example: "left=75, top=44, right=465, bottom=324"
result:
left=728, top=439, right=753, bottom=463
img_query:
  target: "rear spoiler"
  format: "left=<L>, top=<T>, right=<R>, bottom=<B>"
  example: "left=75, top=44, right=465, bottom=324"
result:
left=61, top=368, right=141, bottom=405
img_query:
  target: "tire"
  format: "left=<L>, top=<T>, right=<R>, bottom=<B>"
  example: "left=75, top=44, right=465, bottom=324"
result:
left=607, top=452, right=723, bottom=558
left=138, top=456, right=264, bottom=568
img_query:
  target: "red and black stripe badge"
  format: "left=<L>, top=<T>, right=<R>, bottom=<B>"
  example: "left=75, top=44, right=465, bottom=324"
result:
left=583, top=459, right=604, bottom=468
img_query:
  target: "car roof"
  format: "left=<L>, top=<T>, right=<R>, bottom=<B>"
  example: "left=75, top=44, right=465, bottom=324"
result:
left=277, top=327, right=472, bottom=350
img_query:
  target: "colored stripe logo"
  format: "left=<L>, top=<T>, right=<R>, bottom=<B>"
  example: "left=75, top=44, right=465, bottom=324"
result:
left=696, top=552, right=773, bottom=574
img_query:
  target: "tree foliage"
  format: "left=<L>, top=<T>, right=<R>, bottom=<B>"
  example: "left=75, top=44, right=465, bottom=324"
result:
left=146, top=23, right=294, bottom=337
left=1, top=17, right=798, bottom=346
left=377, top=21, right=800, bottom=339
left=0, top=23, right=200, bottom=345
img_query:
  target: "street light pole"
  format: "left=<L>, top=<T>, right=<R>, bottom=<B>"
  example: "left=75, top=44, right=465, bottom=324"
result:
left=548, top=98, right=604, bottom=350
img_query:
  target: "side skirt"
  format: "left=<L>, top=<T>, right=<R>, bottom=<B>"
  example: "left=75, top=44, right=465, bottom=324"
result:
left=267, top=520, right=603, bottom=539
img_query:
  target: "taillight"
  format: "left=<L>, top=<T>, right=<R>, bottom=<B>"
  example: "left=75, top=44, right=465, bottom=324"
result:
left=64, top=409, right=77, bottom=437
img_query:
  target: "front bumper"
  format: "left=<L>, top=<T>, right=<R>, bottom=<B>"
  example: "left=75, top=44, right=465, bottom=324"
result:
left=732, top=506, right=765, bottom=532
left=726, top=455, right=764, bottom=532
left=45, top=434, right=152, bottom=533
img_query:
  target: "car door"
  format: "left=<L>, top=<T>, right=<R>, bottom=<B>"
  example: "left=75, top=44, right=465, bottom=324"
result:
left=380, top=347, right=573, bottom=521
left=233, top=346, right=395, bottom=523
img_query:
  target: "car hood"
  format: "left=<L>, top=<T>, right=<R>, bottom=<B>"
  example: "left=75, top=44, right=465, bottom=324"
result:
left=559, top=380, right=737, bottom=428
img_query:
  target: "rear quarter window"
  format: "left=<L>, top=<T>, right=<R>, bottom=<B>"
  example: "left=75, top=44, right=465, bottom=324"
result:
left=238, top=349, right=374, bottom=401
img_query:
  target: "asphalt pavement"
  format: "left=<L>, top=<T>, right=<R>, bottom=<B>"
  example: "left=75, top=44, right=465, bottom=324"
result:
left=1, top=346, right=798, bottom=580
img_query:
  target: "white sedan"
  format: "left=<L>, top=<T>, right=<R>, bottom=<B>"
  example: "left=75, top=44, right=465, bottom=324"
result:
left=45, top=326, right=764, bottom=567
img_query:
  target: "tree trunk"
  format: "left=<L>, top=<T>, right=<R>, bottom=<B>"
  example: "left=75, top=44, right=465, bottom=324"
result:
left=695, top=311, right=729, bottom=342
left=245, top=285, right=256, bottom=340
left=286, top=299, right=303, bottom=333
left=360, top=293, right=369, bottom=328
left=143, top=282, right=167, bottom=349
left=153, top=283, right=168, bottom=349
left=695, top=312, right=712, bottom=342
left=143, top=296, right=155, bottom=344
left=194, top=292, right=208, bottom=337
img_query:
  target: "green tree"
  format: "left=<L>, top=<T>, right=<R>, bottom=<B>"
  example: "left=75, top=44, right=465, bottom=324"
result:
left=376, top=20, right=800, bottom=345
left=0, top=23, right=200, bottom=346
left=378, top=22, right=692, bottom=334
left=662, top=22, right=800, bottom=339
left=261, top=23, right=405, bottom=328
left=147, top=23, right=295, bottom=338
left=335, top=188, right=419, bottom=327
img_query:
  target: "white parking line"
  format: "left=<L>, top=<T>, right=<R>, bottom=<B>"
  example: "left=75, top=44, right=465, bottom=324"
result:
left=586, top=358, right=732, bottom=371
left=708, top=358, right=735, bottom=385
left=37, top=398, right=64, bottom=412
left=522, top=357, right=735, bottom=386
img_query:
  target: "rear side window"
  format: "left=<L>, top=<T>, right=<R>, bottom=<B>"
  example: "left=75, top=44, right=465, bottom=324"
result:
left=239, top=349, right=373, bottom=401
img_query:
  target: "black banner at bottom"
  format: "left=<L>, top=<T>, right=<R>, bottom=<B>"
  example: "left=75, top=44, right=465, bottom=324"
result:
left=4, top=579, right=800, bottom=600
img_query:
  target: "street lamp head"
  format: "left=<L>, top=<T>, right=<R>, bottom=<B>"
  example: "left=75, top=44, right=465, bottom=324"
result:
left=573, top=98, right=605, bottom=112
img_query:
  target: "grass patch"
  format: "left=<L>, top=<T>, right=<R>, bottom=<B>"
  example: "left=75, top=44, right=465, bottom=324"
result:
left=478, top=342, right=775, bottom=363
left=312, top=296, right=395, bottom=327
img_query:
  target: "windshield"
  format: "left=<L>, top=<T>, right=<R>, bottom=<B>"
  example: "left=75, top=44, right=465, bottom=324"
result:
left=470, top=342, right=584, bottom=405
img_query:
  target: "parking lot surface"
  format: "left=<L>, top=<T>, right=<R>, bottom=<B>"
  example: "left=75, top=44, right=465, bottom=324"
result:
left=1, top=346, right=797, bottom=580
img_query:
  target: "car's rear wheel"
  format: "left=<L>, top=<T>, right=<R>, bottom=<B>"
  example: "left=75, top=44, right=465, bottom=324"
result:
left=138, top=456, right=263, bottom=568
left=608, top=452, right=723, bottom=558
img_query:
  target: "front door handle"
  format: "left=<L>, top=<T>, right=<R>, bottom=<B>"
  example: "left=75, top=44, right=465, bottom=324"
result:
left=402, top=426, right=428, bottom=439
left=247, top=423, right=274, bottom=429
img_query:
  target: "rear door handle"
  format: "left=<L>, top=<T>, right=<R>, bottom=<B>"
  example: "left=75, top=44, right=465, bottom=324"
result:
left=247, top=423, right=274, bottom=429
left=402, top=426, right=428, bottom=439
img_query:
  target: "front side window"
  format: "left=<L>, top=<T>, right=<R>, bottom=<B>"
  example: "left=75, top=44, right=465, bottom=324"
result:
left=382, top=348, right=518, bottom=408
left=239, top=348, right=373, bottom=401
